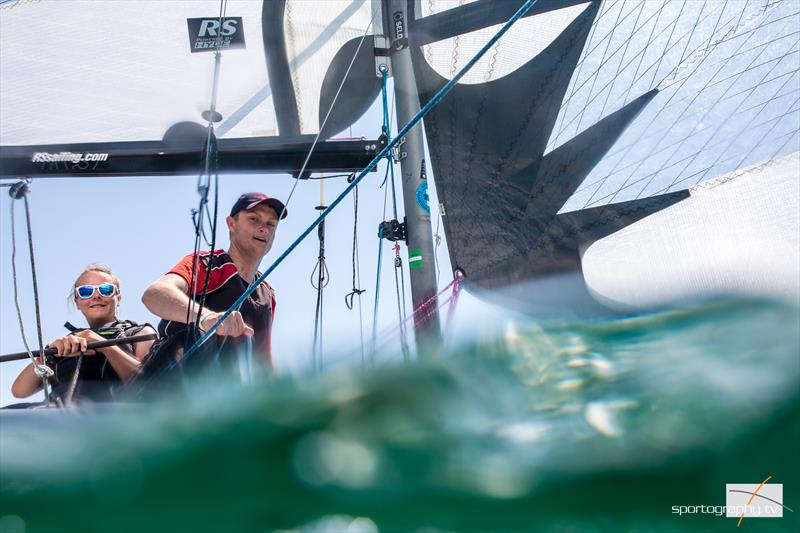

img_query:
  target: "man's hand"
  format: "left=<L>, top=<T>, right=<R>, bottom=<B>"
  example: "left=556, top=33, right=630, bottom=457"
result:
left=49, top=329, right=105, bottom=357
left=200, top=311, right=254, bottom=337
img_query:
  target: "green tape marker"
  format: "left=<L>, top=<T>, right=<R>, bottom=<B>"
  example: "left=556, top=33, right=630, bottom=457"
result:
left=409, top=248, right=424, bottom=269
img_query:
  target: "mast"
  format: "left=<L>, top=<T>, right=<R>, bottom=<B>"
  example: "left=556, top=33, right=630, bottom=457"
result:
left=386, top=0, right=442, bottom=357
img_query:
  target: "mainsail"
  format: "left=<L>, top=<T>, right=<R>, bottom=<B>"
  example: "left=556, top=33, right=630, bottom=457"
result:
left=0, top=0, right=385, bottom=176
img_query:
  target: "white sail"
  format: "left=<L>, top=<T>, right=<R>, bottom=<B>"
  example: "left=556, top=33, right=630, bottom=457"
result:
left=0, top=0, right=377, bottom=144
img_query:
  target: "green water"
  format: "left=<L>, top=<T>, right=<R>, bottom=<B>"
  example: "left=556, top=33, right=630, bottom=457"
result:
left=1, top=299, right=798, bottom=532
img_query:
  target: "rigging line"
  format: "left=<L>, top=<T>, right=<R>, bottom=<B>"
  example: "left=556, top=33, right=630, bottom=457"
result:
left=599, top=0, right=646, bottom=118
left=306, top=173, right=357, bottom=180
left=371, top=68, right=397, bottom=361
left=575, top=0, right=630, bottom=133
left=371, top=166, right=391, bottom=359
left=195, top=170, right=221, bottom=325
left=188, top=0, right=228, bottom=338
left=380, top=67, right=400, bottom=220
left=638, top=30, right=797, bottom=199
left=343, top=184, right=366, bottom=364
left=20, top=194, right=46, bottom=385
left=63, top=354, right=83, bottom=408
left=582, top=5, right=772, bottom=209
left=442, top=271, right=463, bottom=343
left=392, top=245, right=410, bottom=361
left=433, top=206, right=442, bottom=283
left=311, top=202, right=329, bottom=372
left=621, top=0, right=668, bottom=106
left=8, top=190, right=53, bottom=403
left=176, top=0, right=542, bottom=367
left=356, top=277, right=460, bottom=365
left=280, top=7, right=378, bottom=215
left=377, top=290, right=459, bottom=364
left=370, top=225, right=385, bottom=363
left=357, top=274, right=461, bottom=365
left=197, top=135, right=222, bottom=308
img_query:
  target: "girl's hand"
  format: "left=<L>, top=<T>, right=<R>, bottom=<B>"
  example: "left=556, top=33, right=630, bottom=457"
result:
left=49, top=330, right=101, bottom=357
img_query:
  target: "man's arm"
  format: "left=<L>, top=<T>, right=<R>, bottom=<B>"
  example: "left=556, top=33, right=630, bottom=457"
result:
left=142, top=274, right=254, bottom=337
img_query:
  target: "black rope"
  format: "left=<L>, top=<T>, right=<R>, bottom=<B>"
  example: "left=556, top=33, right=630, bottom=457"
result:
left=344, top=183, right=366, bottom=364
left=306, top=173, right=356, bottom=180
left=8, top=182, right=52, bottom=404
left=195, top=132, right=221, bottom=324
left=345, top=185, right=366, bottom=310
left=311, top=207, right=329, bottom=372
left=392, top=248, right=411, bottom=362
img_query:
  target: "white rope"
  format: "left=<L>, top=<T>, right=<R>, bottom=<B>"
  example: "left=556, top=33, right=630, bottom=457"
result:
left=280, top=7, right=379, bottom=215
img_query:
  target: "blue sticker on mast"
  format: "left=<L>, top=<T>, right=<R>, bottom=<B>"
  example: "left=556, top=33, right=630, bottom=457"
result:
left=416, top=182, right=430, bottom=214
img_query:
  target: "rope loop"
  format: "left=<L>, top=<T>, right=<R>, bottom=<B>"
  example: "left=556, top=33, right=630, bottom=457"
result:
left=345, top=288, right=366, bottom=310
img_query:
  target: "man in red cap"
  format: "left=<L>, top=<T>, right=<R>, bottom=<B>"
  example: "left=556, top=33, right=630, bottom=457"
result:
left=140, top=193, right=287, bottom=379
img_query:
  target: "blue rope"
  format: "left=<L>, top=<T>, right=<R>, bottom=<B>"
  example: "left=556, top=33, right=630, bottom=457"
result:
left=179, top=0, right=539, bottom=364
left=380, top=67, right=400, bottom=219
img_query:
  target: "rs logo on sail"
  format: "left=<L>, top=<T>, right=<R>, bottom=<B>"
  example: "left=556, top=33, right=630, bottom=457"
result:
left=31, top=152, right=109, bottom=164
left=198, top=19, right=239, bottom=37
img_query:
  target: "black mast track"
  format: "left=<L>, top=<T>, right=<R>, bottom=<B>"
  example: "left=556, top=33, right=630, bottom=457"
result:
left=0, top=137, right=381, bottom=178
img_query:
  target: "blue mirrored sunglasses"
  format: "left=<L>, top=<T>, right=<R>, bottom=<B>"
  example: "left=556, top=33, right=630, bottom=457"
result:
left=75, top=283, right=117, bottom=299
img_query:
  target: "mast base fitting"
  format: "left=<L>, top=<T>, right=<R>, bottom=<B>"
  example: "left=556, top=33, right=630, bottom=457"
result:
left=379, top=218, right=406, bottom=242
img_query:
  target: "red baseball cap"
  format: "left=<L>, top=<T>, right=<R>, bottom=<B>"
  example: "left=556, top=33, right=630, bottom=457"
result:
left=230, top=192, right=287, bottom=219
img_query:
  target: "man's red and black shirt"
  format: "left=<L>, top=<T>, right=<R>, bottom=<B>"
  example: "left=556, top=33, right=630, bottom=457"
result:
left=158, top=250, right=275, bottom=363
